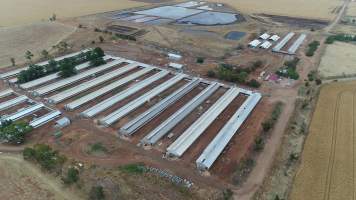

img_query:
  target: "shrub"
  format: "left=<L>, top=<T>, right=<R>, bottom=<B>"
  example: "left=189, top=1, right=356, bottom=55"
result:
left=196, top=57, right=205, bottom=64
left=62, top=167, right=79, bottom=185
left=23, top=144, right=67, bottom=171
left=253, top=137, right=264, bottom=152
left=315, top=79, right=322, bottom=85
left=223, top=188, right=233, bottom=200
left=119, top=163, right=146, bottom=174
left=207, top=70, right=216, bottom=78
left=247, top=79, right=261, bottom=88
left=89, top=186, right=105, bottom=200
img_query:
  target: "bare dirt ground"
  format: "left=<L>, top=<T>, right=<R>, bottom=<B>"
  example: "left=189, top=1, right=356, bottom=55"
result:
left=0, top=154, right=84, bottom=200
left=0, top=22, right=75, bottom=68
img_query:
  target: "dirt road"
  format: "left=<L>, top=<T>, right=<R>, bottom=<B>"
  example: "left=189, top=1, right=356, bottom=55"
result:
left=325, top=0, right=350, bottom=33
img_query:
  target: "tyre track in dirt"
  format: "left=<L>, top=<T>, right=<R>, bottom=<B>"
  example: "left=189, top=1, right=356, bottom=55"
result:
left=323, top=91, right=342, bottom=200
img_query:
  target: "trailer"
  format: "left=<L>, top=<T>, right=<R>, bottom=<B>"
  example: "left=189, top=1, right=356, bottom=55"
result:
left=140, top=83, right=220, bottom=145
left=0, top=49, right=91, bottom=79
left=47, top=62, right=140, bottom=104
left=29, top=110, right=62, bottom=128
left=32, top=59, right=125, bottom=96
left=166, top=88, right=241, bottom=158
left=99, top=74, right=187, bottom=126
left=120, top=78, right=200, bottom=135
left=64, top=67, right=154, bottom=110
left=81, top=70, right=169, bottom=118
left=0, top=95, right=28, bottom=111
left=18, top=55, right=112, bottom=89
left=196, top=93, right=261, bottom=170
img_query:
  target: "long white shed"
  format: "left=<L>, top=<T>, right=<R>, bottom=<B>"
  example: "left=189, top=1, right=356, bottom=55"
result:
left=29, top=110, right=62, bottom=128
left=166, top=87, right=240, bottom=158
left=196, top=93, right=261, bottom=170
left=64, top=67, right=154, bottom=110
left=0, top=95, right=28, bottom=111
left=99, top=74, right=187, bottom=126
left=120, top=78, right=200, bottom=136
left=32, top=59, right=125, bottom=96
left=81, top=70, right=169, bottom=118
left=47, top=62, right=139, bottom=104
left=2, top=103, right=45, bottom=122
left=140, top=82, right=220, bottom=145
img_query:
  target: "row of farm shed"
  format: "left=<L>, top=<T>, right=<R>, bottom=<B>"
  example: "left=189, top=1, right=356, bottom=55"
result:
left=0, top=50, right=261, bottom=170
left=0, top=89, right=61, bottom=128
left=249, top=32, right=307, bottom=55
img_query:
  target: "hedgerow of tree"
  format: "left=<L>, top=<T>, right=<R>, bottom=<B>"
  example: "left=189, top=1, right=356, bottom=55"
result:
left=17, top=47, right=106, bottom=83
left=207, top=60, right=263, bottom=88
left=0, top=120, right=32, bottom=144
left=305, top=41, right=320, bottom=57
left=23, top=144, right=67, bottom=171
left=325, top=34, right=356, bottom=44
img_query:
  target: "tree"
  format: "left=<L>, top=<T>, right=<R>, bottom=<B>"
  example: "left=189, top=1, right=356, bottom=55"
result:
left=10, top=57, right=15, bottom=66
left=0, top=120, right=32, bottom=144
left=59, top=58, right=77, bottom=78
left=89, top=185, right=105, bottom=200
left=41, top=50, right=50, bottom=59
left=62, top=167, right=79, bottom=185
left=25, top=50, right=34, bottom=62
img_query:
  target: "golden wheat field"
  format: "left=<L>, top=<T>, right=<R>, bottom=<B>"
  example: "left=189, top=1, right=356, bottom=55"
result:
left=216, top=0, right=341, bottom=20
left=0, top=0, right=145, bottom=27
left=290, top=81, right=356, bottom=200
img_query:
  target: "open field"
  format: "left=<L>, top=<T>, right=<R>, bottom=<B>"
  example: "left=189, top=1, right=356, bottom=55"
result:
left=347, top=2, right=356, bottom=16
left=0, top=154, right=83, bottom=200
left=216, top=0, right=341, bottom=20
left=0, top=0, right=146, bottom=27
left=318, top=42, right=356, bottom=78
left=0, top=22, right=75, bottom=68
left=290, top=81, right=356, bottom=200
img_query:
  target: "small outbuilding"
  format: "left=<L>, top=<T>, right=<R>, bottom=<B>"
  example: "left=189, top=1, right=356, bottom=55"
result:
left=248, top=39, right=261, bottom=48
left=260, top=41, right=272, bottom=49
left=54, top=117, right=71, bottom=129
left=269, top=35, right=280, bottom=42
left=169, top=62, right=184, bottom=70
left=168, top=53, right=182, bottom=61
left=259, top=33, right=270, bottom=40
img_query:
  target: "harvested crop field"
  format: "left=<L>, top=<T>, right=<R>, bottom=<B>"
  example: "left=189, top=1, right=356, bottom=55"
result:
left=0, top=0, right=146, bottom=27
left=290, top=81, right=356, bottom=200
left=0, top=22, right=75, bottom=68
left=318, top=42, right=356, bottom=78
left=0, top=154, right=83, bottom=200
left=216, top=0, right=341, bottom=20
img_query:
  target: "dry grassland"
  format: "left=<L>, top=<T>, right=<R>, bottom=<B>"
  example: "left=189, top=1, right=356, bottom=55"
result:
left=0, top=22, right=75, bottom=68
left=318, top=42, right=356, bottom=78
left=0, top=154, right=83, bottom=200
left=0, top=0, right=146, bottom=27
left=347, top=2, right=356, bottom=16
left=215, top=0, right=341, bottom=20
left=290, top=81, right=356, bottom=200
